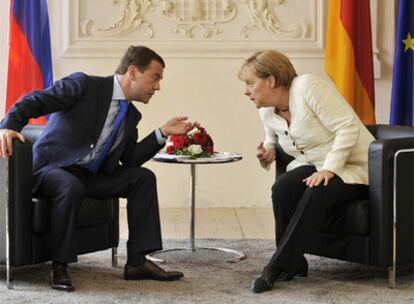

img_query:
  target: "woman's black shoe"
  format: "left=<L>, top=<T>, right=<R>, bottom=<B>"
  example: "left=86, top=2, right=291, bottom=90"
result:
left=251, top=265, right=284, bottom=293
left=279, top=258, right=308, bottom=281
left=50, top=264, right=74, bottom=292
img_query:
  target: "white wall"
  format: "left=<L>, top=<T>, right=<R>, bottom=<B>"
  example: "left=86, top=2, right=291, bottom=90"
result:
left=0, top=0, right=9, bottom=115
left=0, top=0, right=9, bottom=262
left=0, top=0, right=395, bottom=208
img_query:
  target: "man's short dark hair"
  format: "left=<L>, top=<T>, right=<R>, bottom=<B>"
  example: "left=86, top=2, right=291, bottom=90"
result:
left=115, top=46, right=165, bottom=74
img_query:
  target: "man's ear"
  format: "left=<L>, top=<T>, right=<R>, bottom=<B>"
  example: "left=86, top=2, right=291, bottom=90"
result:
left=267, top=75, right=276, bottom=88
left=127, top=65, right=139, bottom=80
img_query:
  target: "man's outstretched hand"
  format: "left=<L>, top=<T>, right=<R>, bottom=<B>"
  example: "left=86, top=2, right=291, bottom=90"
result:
left=0, top=129, right=26, bottom=158
left=160, top=116, right=194, bottom=137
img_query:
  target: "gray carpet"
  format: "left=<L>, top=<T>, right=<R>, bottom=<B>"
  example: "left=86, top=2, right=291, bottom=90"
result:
left=1, top=239, right=413, bottom=304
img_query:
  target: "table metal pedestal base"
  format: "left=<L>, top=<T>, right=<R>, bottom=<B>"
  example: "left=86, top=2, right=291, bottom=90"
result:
left=147, top=163, right=245, bottom=264
left=147, top=246, right=246, bottom=264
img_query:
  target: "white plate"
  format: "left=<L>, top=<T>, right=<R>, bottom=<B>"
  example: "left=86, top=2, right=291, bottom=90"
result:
left=153, top=153, right=191, bottom=160
left=154, top=151, right=242, bottom=164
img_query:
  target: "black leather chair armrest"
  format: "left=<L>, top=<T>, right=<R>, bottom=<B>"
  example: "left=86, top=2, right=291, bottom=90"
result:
left=21, top=124, right=45, bottom=144
left=368, top=136, right=414, bottom=265
left=7, top=139, right=34, bottom=265
left=367, top=124, right=414, bottom=140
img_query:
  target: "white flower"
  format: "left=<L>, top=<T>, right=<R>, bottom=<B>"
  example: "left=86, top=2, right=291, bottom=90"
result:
left=165, top=138, right=174, bottom=148
left=187, top=127, right=200, bottom=137
left=187, top=144, right=203, bottom=155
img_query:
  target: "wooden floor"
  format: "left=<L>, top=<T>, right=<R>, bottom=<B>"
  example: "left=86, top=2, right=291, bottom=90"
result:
left=120, top=208, right=275, bottom=240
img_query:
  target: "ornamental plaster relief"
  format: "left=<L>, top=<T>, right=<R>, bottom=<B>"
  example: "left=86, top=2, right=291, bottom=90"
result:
left=78, top=0, right=311, bottom=39
left=158, top=0, right=238, bottom=38
left=240, top=0, right=309, bottom=38
left=59, top=0, right=329, bottom=58
left=80, top=0, right=155, bottom=38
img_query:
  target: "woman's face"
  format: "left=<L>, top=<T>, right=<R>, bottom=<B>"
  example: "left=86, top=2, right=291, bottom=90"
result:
left=242, top=67, right=274, bottom=108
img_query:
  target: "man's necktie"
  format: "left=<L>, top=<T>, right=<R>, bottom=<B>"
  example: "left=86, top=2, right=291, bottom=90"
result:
left=86, top=99, right=129, bottom=173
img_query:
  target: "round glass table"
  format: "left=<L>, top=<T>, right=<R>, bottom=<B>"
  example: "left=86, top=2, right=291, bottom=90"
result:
left=147, top=151, right=245, bottom=263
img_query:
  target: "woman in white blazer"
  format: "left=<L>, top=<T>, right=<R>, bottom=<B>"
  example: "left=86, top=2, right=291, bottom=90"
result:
left=239, top=50, right=375, bottom=293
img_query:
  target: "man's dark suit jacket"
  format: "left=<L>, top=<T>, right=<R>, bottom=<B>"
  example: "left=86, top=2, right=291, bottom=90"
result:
left=0, top=72, right=164, bottom=191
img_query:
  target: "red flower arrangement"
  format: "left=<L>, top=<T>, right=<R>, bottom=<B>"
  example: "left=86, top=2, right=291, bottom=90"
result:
left=166, top=125, right=214, bottom=158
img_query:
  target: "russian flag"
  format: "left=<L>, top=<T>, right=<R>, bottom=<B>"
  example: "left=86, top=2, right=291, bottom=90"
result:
left=324, top=0, right=376, bottom=124
left=6, top=0, right=53, bottom=125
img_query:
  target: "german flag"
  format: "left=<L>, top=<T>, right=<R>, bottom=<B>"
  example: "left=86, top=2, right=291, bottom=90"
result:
left=325, top=0, right=376, bottom=124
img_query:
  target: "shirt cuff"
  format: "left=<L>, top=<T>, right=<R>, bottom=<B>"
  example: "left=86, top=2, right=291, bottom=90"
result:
left=155, top=128, right=167, bottom=145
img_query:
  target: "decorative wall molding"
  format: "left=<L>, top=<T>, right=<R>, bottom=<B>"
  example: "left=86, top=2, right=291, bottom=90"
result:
left=241, top=0, right=310, bottom=39
left=80, top=0, right=155, bottom=38
left=159, top=0, right=238, bottom=38
left=77, top=0, right=312, bottom=40
left=59, top=0, right=380, bottom=77
left=60, top=0, right=324, bottom=58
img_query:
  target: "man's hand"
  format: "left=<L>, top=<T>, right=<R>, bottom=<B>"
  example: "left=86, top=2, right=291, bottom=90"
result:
left=256, top=142, right=275, bottom=165
left=0, top=129, right=26, bottom=158
left=303, top=169, right=334, bottom=187
left=160, top=116, right=194, bottom=137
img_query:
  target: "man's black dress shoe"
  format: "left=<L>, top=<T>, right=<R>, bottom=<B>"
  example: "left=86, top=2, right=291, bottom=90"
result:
left=50, top=265, right=75, bottom=292
left=124, top=259, right=184, bottom=281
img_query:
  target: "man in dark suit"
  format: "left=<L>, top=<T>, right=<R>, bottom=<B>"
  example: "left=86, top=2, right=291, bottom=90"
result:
left=0, top=46, right=191, bottom=291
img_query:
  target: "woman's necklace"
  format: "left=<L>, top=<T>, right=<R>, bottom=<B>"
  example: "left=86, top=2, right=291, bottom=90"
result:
left=274, top=107, right=290, bottom=114
left=275, top=107, right=291, bottom=126
left=278, top=107, right=290, bottom=113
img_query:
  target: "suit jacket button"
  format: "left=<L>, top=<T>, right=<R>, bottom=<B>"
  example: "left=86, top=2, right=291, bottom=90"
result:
left=90, top=144, right=94, bottom=148
left=284, top=131, right=288, bottom=135
left=300, top=151, right=304, bottom=155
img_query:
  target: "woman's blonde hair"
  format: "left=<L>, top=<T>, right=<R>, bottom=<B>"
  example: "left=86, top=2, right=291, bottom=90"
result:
left=238, top=50, right=297, bottom=89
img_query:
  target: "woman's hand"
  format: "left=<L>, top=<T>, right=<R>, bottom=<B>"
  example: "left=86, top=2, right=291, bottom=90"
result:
left=303, top=169, right=334, bottom=187
left=256, top=142, right=275, bottom=165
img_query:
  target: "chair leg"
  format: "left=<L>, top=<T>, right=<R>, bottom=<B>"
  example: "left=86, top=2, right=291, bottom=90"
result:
left=111, top=247, right=118, bottom=268
left=5, top=159, right=13, bottom=289
left=5, top=194, right=13, bottom=289
left=388, top=266, right=396, bottom=289
left=6, top=264, right=13, bottom=289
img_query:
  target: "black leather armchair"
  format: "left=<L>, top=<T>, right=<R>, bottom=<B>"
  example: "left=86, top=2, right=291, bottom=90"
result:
left=274, top=124, right=414, bottom=287
left=1, top=125, right=119, bottom=288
